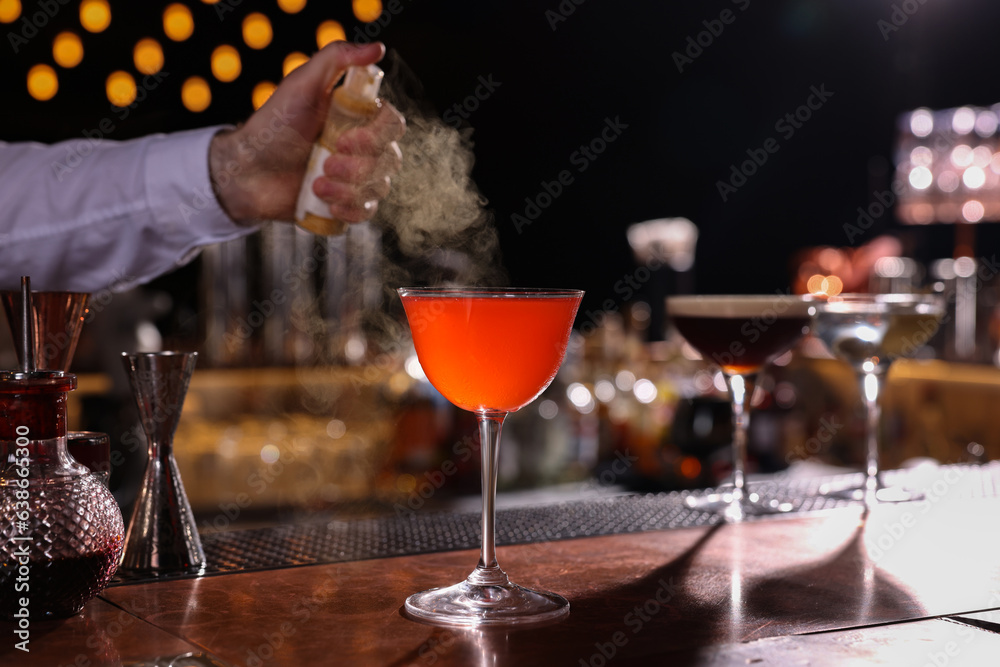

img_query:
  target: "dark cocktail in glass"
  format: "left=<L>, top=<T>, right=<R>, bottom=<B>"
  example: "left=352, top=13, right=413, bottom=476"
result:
left=668, top=294, right=815, bottom=521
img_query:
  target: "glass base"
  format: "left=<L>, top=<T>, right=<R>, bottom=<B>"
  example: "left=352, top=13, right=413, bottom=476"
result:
left=404, top=578, right=570, bottom=628
left=820, top=480, right=924, bottom=504
left=684, top=489, right=794, bottom=522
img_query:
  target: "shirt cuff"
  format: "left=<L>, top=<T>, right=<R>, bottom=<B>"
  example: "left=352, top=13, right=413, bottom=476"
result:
left=143, top=125, right=256, bottom=253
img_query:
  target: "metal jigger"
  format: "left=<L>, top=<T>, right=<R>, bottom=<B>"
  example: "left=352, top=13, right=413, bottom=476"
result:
left=1, top=289, right=89, bottom=371
left=120, top=351, right=205, bottom=574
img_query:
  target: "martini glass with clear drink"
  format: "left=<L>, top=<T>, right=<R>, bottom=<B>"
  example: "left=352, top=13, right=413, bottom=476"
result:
left=813, top=293, right=945, bottom=504
left=667, top=294, right=815, bottom=521
left=397, top=287, right=583, bottom=627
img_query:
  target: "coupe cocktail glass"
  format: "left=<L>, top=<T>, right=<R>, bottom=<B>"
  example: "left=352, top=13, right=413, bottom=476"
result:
left=397, top=287, right=583, bottom=627
left=667, top=294, right=815, bottom=521
left=813, top=293, right=945, bottom=504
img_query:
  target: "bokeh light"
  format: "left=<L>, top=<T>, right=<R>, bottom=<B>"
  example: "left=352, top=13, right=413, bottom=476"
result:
left=538, top=399, right=558, bottom=420
left=134, top=38, right=164, bottom=75
left=353, top=0, right=382, bottom=22
left=908, top=203, right=935, bottom=224
left=0, top=0, right=20, bottom=24
left=909, top=146, right=933, bottom=167
left=53, top=32, right=83, bottom=68
left=962, top=200, right=985, bottom=222
left=806, top=274, right=844, bottom=297
left=316, top=20, right=346, bottom=48
left=909, top=108, right=933, bottom=138
left=972, top=146, right=992, bottom=168
left=242, top=12, right=272, bottom=50
left=963, top=166, right=986, bottom=190
left=260, top=444, right=280, bottom=464
left=106, top=71, right=136, bottom=107
left=938, top=171, right=960, bottom=193
left=633, top=379, right=657, bottom=404
left=278, top=0, right=307, bottom=13
left=211, top=44, right=241, bottom=82
left=975, top=111, right=998, bottom=138
left=567, top=382, right=595, bottom=414
left=283, top=51, right=309, bottom=76
left=594, top=379, right=616, bottom=403
left=679, top=456, right=702, bottom=480
left=252, top=81, right=276, bottom=110
left=163, top=3, right=194, bottom=41
left=326, top=419, right=347, bottom=439
left=403, top=354, right=425, bottom=381
left=954, top=256, right=977, bottom=277
left=952, top=107, right=976, bottom=135
left=874, top=256, right=907, bottom=279
left=27, top=64, right=58, bottom=101
left=615, top=370, right=636, bottom=391
left=951, top=145, right=973, bottom=168
left=80, top=0, right=111, bottom=33
left=182, top=76, right=211, bottom=112
left=908, top=166, right=933, bottom=190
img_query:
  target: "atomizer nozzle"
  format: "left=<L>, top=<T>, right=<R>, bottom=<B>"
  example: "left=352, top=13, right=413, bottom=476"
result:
left=333, top=64, right=384, bottom=115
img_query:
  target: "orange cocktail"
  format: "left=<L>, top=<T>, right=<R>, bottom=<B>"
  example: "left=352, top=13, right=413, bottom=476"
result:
left=397, top=286, right=583, bottom=628
left=401, top=293, right=581, bottom=412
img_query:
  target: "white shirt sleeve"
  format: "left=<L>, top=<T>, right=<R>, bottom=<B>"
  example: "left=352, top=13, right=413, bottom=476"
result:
left=0, top=126, right=258, bottom=293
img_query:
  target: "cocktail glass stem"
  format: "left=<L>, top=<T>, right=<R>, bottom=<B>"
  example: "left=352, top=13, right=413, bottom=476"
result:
left=683, top=370, right=792, bottom=521
left=402, top=407, right=569, bottom=626
left=469, top=410, right=507, bottom=586
left=861, top=371, right=885, bottom=505
left=725, top=373, right=756, bottom=522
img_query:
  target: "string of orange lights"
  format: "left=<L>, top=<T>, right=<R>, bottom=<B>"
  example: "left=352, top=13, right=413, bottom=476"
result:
left=0, top=0, right=379, bottom=112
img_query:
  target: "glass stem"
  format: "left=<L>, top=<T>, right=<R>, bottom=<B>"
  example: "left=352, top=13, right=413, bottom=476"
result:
left=726, top=373, right=757, bottom=503
left=469, top=410, right=509, bottom=587
left=861, top=371, right=885, bottom=498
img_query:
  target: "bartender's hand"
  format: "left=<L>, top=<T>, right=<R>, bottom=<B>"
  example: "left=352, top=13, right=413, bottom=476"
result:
left=209, top=41, right=405, bottom=225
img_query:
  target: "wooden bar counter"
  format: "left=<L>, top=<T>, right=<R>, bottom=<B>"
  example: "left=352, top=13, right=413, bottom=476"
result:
left=7, top=473, right=1000, bottom=666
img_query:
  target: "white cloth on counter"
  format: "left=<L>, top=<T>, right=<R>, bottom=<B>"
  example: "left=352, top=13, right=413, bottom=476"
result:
left=0, top=126, right=257, bottom=293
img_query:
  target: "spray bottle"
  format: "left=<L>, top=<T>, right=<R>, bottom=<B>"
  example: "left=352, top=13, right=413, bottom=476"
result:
left=295, top=64, right=384, bottom=235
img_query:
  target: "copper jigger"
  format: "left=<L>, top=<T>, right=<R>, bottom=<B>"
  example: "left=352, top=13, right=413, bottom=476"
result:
left=1, top=290, right=89, bottom=371
left=120, top=351, right=205, bottom=574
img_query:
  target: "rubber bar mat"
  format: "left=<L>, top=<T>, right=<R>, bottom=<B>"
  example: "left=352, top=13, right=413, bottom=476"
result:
left=108, top=462, right=1000, bottom=586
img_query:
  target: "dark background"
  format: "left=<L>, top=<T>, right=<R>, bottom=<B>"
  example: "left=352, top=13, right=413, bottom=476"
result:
left=3, top=0, right=999, bottom=318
